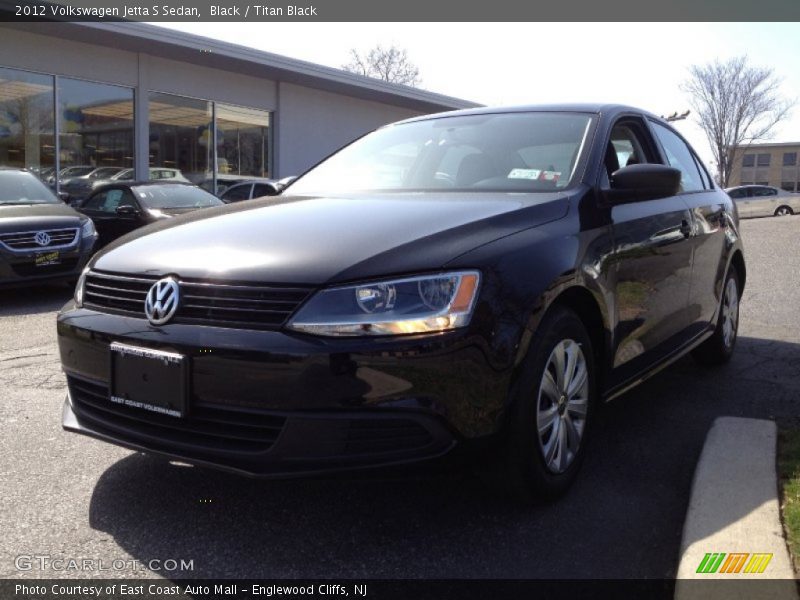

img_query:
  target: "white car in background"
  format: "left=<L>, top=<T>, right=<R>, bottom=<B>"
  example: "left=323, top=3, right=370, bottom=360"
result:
left=725, top=185, right=800, bottom=218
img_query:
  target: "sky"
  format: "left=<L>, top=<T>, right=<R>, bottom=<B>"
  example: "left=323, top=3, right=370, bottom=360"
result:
left=157, top=22, right=800, bottom=171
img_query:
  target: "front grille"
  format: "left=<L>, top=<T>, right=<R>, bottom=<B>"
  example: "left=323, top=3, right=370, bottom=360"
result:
left=83, top=270, right=314, bottom=329
left=12, top=257, right=79, bottom=277
left=67, top=375, right=286, bottom=454
left=0, top=227, right=79, bottom=251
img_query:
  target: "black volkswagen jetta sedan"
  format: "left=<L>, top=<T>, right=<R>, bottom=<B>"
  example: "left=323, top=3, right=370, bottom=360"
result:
left=57, top=105, right=745, bottom=500
left=1, top=168, right=97, bottom=288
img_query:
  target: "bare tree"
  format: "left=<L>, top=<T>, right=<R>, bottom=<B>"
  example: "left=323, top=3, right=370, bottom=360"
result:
left=682, top=56, right=794, bottom=187
left=342, top=45, right=421, bottom=87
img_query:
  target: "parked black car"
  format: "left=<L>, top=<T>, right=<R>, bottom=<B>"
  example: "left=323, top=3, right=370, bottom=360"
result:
left=0, top=168, right=97, bottom=288
left=58, top=105, right=745, bottom=500
left=75, top=181, right=223, bottom=248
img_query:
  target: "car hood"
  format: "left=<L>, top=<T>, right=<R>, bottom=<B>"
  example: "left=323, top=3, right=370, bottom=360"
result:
left=92, top=192, right=571, bottom=284
left=0, top=202, right=84, bottom=233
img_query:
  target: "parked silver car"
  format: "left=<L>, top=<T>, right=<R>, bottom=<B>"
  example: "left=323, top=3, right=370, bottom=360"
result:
left=725, top=185, right=800, bottom=218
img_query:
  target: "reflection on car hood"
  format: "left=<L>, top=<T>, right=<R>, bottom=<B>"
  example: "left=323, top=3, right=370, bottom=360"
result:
left=92, top=192, right=571, bottom=284
left=0, top=202, right=84, bottom=233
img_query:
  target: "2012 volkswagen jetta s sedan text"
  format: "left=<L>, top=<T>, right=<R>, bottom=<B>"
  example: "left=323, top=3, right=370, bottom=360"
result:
left=57, top=105, right=745, bottom=500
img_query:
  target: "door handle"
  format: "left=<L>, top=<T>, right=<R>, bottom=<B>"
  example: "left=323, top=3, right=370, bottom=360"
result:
left=680, top=219, right=693, bottom=238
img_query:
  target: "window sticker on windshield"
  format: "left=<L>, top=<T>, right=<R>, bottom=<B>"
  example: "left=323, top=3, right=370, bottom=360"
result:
left=539, top=170, right=561, bottom=182
left=508, top=168, right=541, bottom=180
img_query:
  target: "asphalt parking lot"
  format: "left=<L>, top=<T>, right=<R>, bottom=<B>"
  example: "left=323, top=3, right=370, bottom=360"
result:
left=1, top=216, right=799, bottom=580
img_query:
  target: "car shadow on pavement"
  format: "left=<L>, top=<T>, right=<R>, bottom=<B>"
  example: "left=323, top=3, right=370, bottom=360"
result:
left=0, top=284, right=72, bottom=316
left=86, top=335, right=800, bottom=580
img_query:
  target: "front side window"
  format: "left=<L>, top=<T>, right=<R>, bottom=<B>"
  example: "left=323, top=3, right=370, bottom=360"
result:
left=83, top=188, right=137, bottom=212
left=221, top=184, right=253, bottom=202
left=289, top=112, right=595, bottom=195
left=650, top=122, right=704, bottom=193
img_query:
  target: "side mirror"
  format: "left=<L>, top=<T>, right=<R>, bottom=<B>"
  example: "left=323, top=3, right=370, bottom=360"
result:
left=115, top=205, right=138, bottom=217
left=607, top=164, right=682, bottom=203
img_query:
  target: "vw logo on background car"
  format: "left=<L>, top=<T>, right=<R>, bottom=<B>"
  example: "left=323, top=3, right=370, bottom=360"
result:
left=34, top=231, right=51, bottom=246
left=144, top=277, right=180, bottom=325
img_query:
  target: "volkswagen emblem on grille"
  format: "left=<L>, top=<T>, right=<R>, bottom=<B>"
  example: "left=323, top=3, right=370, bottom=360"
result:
left=144, top=277, right=180, bottom=325
left=34, top=231, right=51, bottom=246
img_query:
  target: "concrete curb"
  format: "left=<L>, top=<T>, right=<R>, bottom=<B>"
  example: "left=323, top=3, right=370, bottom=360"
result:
left=675, top=417, right=797, bottom=600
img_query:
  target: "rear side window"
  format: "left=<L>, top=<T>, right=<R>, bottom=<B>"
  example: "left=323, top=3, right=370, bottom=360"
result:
left=222, top=184, right=253, bottom=201
left=650, top=121, right=704, bottom=193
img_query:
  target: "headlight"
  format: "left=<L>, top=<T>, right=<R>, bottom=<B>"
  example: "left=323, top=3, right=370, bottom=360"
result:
left=80, top=219, right=96, bottom=238
left=74, top=267, right=90, bottom=307
left=287, top=271, right=480, bottom=337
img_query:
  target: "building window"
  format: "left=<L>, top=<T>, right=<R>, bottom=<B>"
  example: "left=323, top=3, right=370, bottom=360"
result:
left=781, top=182, right=795, bottom=192
left=783, top=152, right=797, bottom=166
left=216, top=103, right=271, bottom=180
left=742, top=154, right=755, bottom=167
left=755, top=181, right=769, bottom=186
left=0, top=66, right=55, bottom=178
left=148, top=92, right=213, bottom=186
left=740, top=181, right=753, bottom=186
left=149, top=92, right=271, bottom=193
left=757, top=153, right=771, bottom=167
left=58, top=77, right=134, bottom=185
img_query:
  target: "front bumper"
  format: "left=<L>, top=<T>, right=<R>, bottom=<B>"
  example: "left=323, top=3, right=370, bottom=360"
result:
left=0, top=234, right=95, bottom=288
left=58, top=305, right=512, bottom=477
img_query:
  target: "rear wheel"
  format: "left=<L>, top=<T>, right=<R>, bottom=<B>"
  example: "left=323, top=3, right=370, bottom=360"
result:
left=692, top=268, right=740, bottom=365
left=775, top=205, right=793, bottom=216
left=503, top=306, right=596, bottom=503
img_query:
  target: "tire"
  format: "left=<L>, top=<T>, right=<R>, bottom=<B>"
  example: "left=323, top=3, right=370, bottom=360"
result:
left=692, top=268, right=740, bottom=366
left=775, top=206, right=793, bottom=216
left=502, top=306, right=596, bottom=503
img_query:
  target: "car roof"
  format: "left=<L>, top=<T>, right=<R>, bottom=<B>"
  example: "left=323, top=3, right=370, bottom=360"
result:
left=393, top=103, right=664, bottom=126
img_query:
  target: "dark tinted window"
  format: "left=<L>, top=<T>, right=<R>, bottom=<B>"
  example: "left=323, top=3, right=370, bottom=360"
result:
left=0, top=170, right=60, bottom=204
left=83, top=188, right=138, bottom=213
left=253, top=184, right=276, bottom=197
left=133, top=184, right=223, bottom=209
left=752, top=187, right=778, bottom=197
left=742, top=154, right=755, bottom=167
left=783, top=153, right=797, bottom=166
left=650, top=122, right=703, bottom=192
left=727, top=188, right=748, bottom=199
left=221, top=184, right=253, bottom=202
left=781, top=182, right=795, bottom=192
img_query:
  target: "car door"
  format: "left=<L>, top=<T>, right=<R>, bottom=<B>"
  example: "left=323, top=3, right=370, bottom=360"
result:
left=79, top=187, right=144, bottom=247
left=649, top=120, right=730, bottom=339
left=750, top=186, right=777, bottom=217
left=604, top=117, right=695, bottom=388
left=728, top=187, right=751, bottom=217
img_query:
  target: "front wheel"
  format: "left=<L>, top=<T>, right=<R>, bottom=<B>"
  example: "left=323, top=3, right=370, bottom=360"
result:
left=503, top=306, right=596, bottom=503
left=775, top=205, right=793, bottom=216
left=692, top=268, right=740, bottom=365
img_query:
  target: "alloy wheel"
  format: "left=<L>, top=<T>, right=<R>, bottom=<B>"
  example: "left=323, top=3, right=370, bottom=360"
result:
left=536, top=339, right=589, bottom=474
left=722, top=277, right=739, bottom=349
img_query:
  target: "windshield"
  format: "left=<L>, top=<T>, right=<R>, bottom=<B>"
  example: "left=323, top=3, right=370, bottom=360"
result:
left=0, top=170, right=60, bottom=205
left=61, top=166, right=94, bottom=178
left=90, top=167, right=122, bottom=179
left=289, top=112, right=595, bottom=195
left=133, top=184, right=224, bottom=209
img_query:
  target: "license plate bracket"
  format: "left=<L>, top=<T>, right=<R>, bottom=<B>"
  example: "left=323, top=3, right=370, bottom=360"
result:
left=109, top=342, right=188, bottom=418
left=35, top=251, right=60, bottom=266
